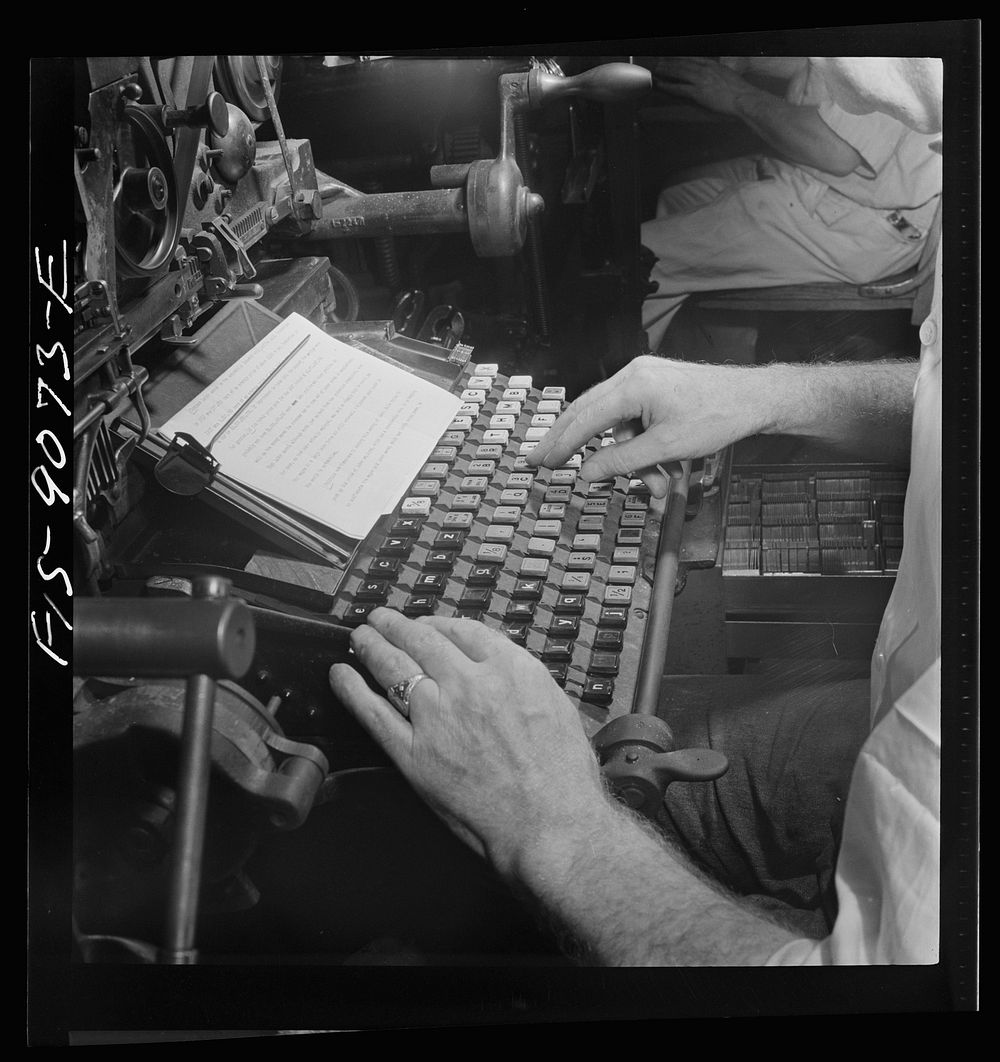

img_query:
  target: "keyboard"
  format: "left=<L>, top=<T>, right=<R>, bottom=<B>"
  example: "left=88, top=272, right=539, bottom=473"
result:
left=333, top=362, right=669, bottom=733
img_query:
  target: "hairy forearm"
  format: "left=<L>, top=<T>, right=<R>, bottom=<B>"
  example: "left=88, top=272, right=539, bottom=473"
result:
left=506, top=795, right=802, bottom=966
left=750, top=360, right=918, bottom=465
left=732, top=90, right=863, bottom=175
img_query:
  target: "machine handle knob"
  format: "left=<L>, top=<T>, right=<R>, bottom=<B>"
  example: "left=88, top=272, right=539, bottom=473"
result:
left=528, top=63, right=652, bottom=108
left=163, top=92, right=230, bottom=138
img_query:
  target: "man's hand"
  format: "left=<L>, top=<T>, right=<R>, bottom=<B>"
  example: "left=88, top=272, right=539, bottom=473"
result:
left=527, top=356, right=770, bottom=498
left=329, top=608, right=607, bottom=878
left=654, top=57, right=763, bottom=116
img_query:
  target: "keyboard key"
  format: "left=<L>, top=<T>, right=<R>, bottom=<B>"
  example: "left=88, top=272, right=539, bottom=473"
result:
left=513, top=578, right=544, bottom=600
left=566, top=551, right=596, bottom=571
left=495, top=400, right=522, bottom=415
left=549, top=616, right=580, bottom=637
left=458, top=402, right=481, bottom=417
left=542, top=638, right=574, bottom=662
left=500, top=488, right=529, bottom=506
left=343, top=602, right=378, bottom=626
left=473, top=363, right=499, bottom=376
left=624, top=495, right=649, bottom=510
left=482, top=429, right=510, bottom=445
left=581, top=677, right=614, bottom=706
left=588, top=652, right=620, bottom=676
left=506, top=472, right=534, bottom=489
left=549, top=469, right=577, bottom=486
left=502, top=623, right=529, bottom=646
left=356, top=579, right=391, bottom=602
left=620, top=511, right=648, bottom=528
left=476, top=444, right=504, bottom=460
left=509, top=374, right=533, bottom=388
left=484, top=524, right=515, bottom=543
left=576, top=515, right=605, bottom=533
left=582, top=498, right=609, bottom=515
left=546, top=663, right=569, bottom=686
left=532, top=519, right=562, bottom=538
left=420, top=462, right=450, bottom=480
left=612, top=546, right=640, bottom=564
left=599, top=606, right=629, bottom=628
left=451, top=494, right=481, bottom=511
left=477, top=543, right=508, bottom=563
left=466, top=460, right=497, bottom=477
left=431, top=445, right=458, bottom=462
left=390, top=516, right=423, bottom=537
left=519, top=556, right=550, bottom=577
left=502, top=388, right=527, bottom=402
left=555, top=593, right=586, bottom=613
left=490, top=414, right=516, bottom=430
left=401, top=497, right=431, bottom=516
left=608, top=565, right=637, bottom=585
left=403, top=594, right=437, bottom=616
left=527, top=537, right=556, bottom=557
left=538, top=503, right=566, bottom=519
left=536, top=399, right=562, bottom=414
left=560, top=571, right=591, bottom=591
left=442, top=512, right=474, bottom=528
left=525, top=427, right=549, bottom=441
left=467, top=564, right=499, bottom=586
left=616, top=528, right=644, bottom=545
left=604, top=585, right=633, bottom=604
left=411, top=479, right=441, bottom=498
left=378, top=537, right=411, bottom=557
left=461, top=388, right=487, bottom=404
left=541, top=386, right=565, bottom=400
left=449, top=416, right=473, bottom=431
left=506, top=601, right=536, bottom=620
left=545, top=485, right=573, bottom=504
left=454, top=608, right=484, bottom=621
left=572, top=533, right=601, bottom=551
left=467, top=375, right=493, bottom=389
left=423, top=551, right=455, bottom=571
left=460, top=587, right=492, bottom=609
left=460, top=476, right=489, bottom=494
left=440, top=431, right=466, bottom=446
left=414, top=573, right=447, bottom=594
left=369, top=558, right=400, bottom=575
left=594, top=629, right=624, bottom=651
left=493, top=506, right=523, bottom=525
left=433, top=530, right=465, bottom=549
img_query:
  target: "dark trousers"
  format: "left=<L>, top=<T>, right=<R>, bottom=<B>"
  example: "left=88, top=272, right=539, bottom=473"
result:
left=656, top=672, right=872, bottom=938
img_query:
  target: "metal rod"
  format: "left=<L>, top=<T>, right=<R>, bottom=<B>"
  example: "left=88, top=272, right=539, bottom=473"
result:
left=633, top=463, right=691, bottom=715
left=161, top=670, right=216, bottom=963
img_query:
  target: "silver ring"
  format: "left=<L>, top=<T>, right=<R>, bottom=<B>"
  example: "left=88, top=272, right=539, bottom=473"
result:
left=385, top=673, right=429, bottom=720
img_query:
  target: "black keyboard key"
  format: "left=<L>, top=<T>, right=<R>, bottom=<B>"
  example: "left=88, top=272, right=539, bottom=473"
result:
left=542, top=638, right=574, bottom=662
left=594, top=629, right=624, bottom=651
left=369, top=558, right=400, bottom=576
left=378, top=537, right=412, bottom=557
left=513, top=578, right=544, bottom=600
left=549, top=616, right=580, bottom=637
left=454, top=608, right=483, bottom=621
left=403, top=594, right=437, bottom=616
left=460, top=587, right=492, bottom=609
left=343, top=603, right=378, bottom=626
left=414, top=573, right=447, bottom=594
left=505, top=601, right=536, bottom=620
left=423, top=551, right=456, bottom=571
left=599, top=606, right=629, bottom=628
left=390, top=516, right=424, bottom=537
left=467, top=564, right=499, bottom=586
left=356, top=579, right=391, bottom=602
left=546, top=663, right=569, bottom=687
left=433, top=530, right=466, bottom=550
left=581, top=677, right=614, bottom=706
left=554, top=593, right=586, bottom=614
left=502, top=623, right=529, bottom=646
left=588, top=652, right=620, bottom=676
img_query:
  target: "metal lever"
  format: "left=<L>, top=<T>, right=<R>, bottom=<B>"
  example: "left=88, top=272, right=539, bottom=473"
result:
left=527, top=62, right=652, bottom=107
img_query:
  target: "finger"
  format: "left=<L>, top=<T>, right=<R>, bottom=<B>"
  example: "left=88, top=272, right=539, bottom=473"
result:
left=365, top=606, right=470, bottom=678
left=527, top=376, right=618, bottom=467
left=579, top=431, right=679, bottom=487
left=529, top=385, right=641, bottom=470
left=350, top=622, right=426, bottom=691
left=329, top=662, right=413, bottom=759
left=416, top=615, right=505, bottom=661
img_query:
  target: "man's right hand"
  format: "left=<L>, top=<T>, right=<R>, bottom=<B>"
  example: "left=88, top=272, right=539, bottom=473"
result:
left=526, top=356, right=771, bottom=497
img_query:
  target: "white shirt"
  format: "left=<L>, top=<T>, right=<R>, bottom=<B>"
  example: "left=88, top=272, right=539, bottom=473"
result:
left=768, top=253, right=942, bottom=965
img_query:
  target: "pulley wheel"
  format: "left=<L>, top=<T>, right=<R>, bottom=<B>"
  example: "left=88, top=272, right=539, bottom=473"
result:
left=214, top=55, right=282, bottom=123
left=113, top=105, right=181, bottom=278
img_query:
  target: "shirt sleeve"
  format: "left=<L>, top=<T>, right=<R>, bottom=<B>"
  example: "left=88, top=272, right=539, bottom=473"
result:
left=816, top=101, right=910, bottom=178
